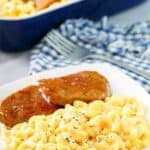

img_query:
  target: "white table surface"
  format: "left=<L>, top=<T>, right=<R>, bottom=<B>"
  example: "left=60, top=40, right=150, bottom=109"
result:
left=1, top=0, right=150, bottom=86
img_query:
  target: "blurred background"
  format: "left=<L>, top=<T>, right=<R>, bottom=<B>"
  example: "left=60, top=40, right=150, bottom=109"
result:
left=0, top=0, right=150, bottom=85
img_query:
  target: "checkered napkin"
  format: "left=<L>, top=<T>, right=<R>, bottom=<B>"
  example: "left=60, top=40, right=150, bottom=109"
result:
left=30, top=17, right=150, bottom=93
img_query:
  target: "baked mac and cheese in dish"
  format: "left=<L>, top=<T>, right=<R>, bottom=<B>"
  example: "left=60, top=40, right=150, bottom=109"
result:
left=0, top=0, right=70, bottom=18
left=1, top=96, right=150, bottom=150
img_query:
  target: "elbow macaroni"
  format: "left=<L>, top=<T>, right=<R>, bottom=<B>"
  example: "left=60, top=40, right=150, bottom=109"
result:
left=0, top=0, right=36, bottom=17
left=0, top=96, right=150, bottom=150
left=0, top=0, right=70, bottom=18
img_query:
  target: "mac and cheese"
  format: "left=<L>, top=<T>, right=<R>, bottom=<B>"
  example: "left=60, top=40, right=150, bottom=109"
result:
left=0, top=0, right=69, bottom=18
left=0, top=96, right=150, bottom=150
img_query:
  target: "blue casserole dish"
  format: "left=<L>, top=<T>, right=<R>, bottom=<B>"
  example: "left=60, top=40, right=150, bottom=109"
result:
left=0, top=0, right=145, bottom=51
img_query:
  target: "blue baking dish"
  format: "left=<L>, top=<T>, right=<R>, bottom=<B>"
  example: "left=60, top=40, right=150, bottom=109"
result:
left=0, top=0, right=145, bottom=51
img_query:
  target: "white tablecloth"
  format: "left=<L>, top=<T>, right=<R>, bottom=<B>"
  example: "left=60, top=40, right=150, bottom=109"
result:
left=0, top=52, right=29, bottom=85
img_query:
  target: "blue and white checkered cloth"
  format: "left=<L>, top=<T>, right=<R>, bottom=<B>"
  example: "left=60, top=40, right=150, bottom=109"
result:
left=30, top=17, right=150, bottom=93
